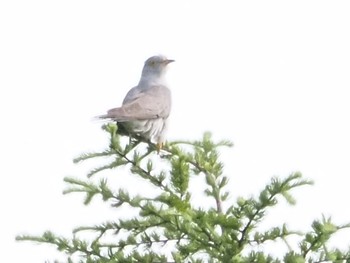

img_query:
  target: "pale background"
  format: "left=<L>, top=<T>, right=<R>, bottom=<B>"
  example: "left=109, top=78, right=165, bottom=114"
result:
left=1, top=1, right=350, bottom=262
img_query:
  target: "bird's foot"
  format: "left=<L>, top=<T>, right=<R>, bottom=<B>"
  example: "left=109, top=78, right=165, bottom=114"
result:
left=156, top=142, right=164, bottom=154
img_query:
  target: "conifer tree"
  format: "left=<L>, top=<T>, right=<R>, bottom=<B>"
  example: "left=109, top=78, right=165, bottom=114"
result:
left=17, top=123, right=350, bottom=263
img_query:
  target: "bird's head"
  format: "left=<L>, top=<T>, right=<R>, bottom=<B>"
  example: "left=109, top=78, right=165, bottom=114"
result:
left=145, top=55, right=175, bottom=66
left=142, top=55, right=175, bottom=78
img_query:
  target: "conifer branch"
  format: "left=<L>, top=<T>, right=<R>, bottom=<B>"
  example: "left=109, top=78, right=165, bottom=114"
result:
left=16, top=126, right=350, bottom=262
left=237, top=172, right=313, bottom=248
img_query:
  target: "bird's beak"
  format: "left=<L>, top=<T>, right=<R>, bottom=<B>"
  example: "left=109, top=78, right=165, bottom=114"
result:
left=165, top=59, right=175, bottom=64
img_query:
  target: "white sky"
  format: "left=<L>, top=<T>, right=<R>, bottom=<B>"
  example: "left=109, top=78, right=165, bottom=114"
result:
left=1, top=1, right=350, bottom=262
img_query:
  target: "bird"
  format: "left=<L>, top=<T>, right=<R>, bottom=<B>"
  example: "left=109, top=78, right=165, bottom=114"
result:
left=97, top=55, right=174, bottom=151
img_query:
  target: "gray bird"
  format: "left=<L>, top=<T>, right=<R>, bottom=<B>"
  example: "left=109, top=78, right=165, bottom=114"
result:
left=97, top=55, right=174, bottom=150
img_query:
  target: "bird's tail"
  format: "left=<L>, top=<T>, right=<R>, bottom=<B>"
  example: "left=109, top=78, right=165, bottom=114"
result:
left=94, top=114, right=110, bottom=119
left=93, top=107, right=129, bottom=122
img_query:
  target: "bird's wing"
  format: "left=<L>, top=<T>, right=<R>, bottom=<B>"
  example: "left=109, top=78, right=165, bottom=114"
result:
left=106, top=85, right=171, bottom=121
